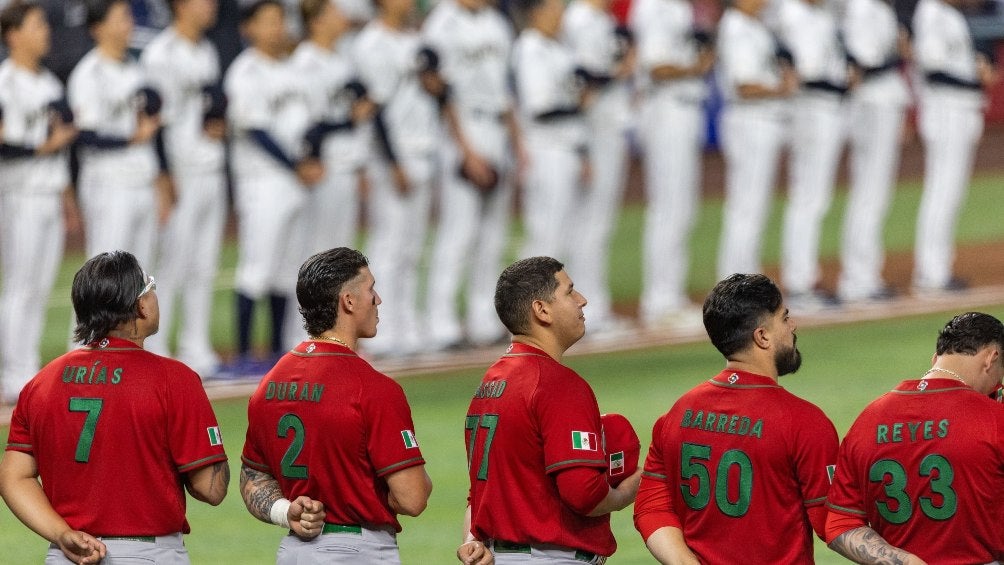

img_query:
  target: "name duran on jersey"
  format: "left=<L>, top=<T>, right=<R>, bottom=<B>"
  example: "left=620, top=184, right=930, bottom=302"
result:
left=473, top=380, right=507, bottom=399
left=875, top=419, right=949, bottom=444
left=60, top=362, right=124, bottom=385
left=263, top=381, right=325, bottom=403
left=679, top=408, right=764, bottom=439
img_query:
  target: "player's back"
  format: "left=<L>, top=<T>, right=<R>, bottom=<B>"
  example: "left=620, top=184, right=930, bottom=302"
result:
left=830, top=379, right=1004, bottom=563
left=657, top=369, right=837, bottom=564
left=8, top=338, right=222, bottom=536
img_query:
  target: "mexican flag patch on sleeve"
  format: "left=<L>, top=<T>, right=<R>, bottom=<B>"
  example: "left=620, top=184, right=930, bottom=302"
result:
left=609, top=451, right=625, bottom=475
left=207, top=426, right=223, bottom=446
left=571, top=430, right=598, bottom=451
left=401, top=430, right=419, bottom=449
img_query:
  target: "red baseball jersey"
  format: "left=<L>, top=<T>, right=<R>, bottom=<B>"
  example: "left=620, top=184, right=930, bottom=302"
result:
left=241, top=341, right=425, bottom=531
left=827, top=378, right=1004, bottom=563
left=466, top=343, right=612, bottom=556
left=638, top=370, right=837, bottom=564
left=5, top=338, right=227, bottom=536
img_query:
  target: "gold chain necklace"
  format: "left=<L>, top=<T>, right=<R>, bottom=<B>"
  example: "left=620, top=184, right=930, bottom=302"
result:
left=923, top=367, right=968, bottom=385
left=312, top=335, right=351, bottom=349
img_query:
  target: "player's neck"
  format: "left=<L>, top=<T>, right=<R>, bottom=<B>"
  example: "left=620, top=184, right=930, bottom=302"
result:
left=511, top=334, right=565, bottom=362
left=380, top=12, right=407, bottom=30
left=309, top=34, right=337, bottom=51
left=97, top=42, right=128, bottom=62
left=724, top=360, right=778, bottom=382
left=9, top=51, right=42, bottom=73
left=173, top=21, right=204, bottom=43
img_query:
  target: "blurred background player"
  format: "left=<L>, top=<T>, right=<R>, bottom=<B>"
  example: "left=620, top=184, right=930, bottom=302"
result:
left=911, top=0, right=998, bottom=295
left=837, top=0, right=910, bottom=304
left=353, top=0, right=440, bottom=357
left=513, top=0, right=590, bottom=262
left=0, top=1, right=79, bottom=404
left=241, top=248, right=432, bottom=563
left=634, top=273, right=838, bottom=563
left=463, top=256, right=641, bottom=563
left=422, top=0, right=522, bottom=351
left=775, top=0, right=847, bottom=310
left=283, top=0, right=373, bottom=348
left=826, top=312, right=1004, bottom=564
left=629, top=0, right=713, bottom=328
left=68, top=0, right=167, bottom=268
left=140, top=0, right=227, bottom=378
left=0, top=251, right=229, bottom=564
left=224, top=0, right=322, bottom=375
left=561, top=0, right=634, bottom=334
left=715, top=0, right=797, bottom=280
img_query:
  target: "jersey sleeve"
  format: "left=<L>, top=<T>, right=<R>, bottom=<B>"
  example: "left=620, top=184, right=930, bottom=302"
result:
left=633, top=414, right=682, bottom=540
left=824, top=421, right=870, bottom=521
left=225, top=63, right=270, bottom=132
left=363, top=375, right=425, bottom=477
left=5, top=391, right=34, bottom=454
left=67, top=65, right=104, bottom=131
left=790, top=402, right=839, bottom=510
left=912, top=2, right=947, bottom=72
left=535, top=367, right=606, bottom=474
left=165, top=364, right=227, bottom=473
left=353, top=37, right=398, bottom=106
left=514, top=40, right=558, bottom=116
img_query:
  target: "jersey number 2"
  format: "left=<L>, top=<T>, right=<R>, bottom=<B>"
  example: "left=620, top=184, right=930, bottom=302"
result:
left=278, top=413, right=308, bottom=479
left=465, top=413, right=499, bottom=481
left=69, top=397, right=104, bottom=463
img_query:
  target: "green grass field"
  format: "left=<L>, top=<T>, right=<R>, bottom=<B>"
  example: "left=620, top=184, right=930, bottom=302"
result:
left=3, top=173, right=1004, bottom=562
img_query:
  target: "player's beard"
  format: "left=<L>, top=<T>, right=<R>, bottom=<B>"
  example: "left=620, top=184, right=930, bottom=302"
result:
left=774, top=337, right=802, bottom=377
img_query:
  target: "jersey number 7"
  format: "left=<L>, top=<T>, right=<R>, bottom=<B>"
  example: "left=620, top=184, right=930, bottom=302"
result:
left=466, top=413, right=500, bottom=481
left=69, top=397, right=104, bottom=463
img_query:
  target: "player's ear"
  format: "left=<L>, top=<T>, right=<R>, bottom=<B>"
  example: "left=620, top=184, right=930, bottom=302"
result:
left=340, top=290, right=354, bottom=313
left=531, top=299, right=551, bottom=325
left=751, top=326, right=770, bottom=350
left=981, top=345, right=1001, bottom=374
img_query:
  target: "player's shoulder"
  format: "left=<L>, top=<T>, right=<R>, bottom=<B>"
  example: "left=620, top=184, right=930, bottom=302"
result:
left=141, top=28, right=175, bottom=62
left=68, top=49, right=102, bottom=80
left=423, top=0, right=458, bottom=31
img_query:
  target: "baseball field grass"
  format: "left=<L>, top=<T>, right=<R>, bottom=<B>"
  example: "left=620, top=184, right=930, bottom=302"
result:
left=2, top=173, right=1004, bottom=562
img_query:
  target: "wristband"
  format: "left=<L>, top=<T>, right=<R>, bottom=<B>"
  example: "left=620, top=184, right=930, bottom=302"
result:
left=269, top=498, right=291, bottom=528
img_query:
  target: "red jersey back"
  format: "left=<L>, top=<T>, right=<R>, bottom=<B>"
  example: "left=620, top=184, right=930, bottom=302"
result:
left=827, top=379, right=1004, bottom=563
left=5, top=338, right=227, bottom=536
left=241, top=341, right=425, bottom=531
left=466, top=343, right=612, bottom=556
left=644, top=370, right=838, bottom=564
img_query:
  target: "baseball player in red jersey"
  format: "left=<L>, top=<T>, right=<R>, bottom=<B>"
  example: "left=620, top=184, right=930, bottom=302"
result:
left=0, top=250, right=229, bottom=564
left=461, top=256, right=641, bottom=564
left=634, top=273, right=838, bottom=563
left=241, top=247, right=432, bottom=564
left=825, top=312, right=1004, bottom=564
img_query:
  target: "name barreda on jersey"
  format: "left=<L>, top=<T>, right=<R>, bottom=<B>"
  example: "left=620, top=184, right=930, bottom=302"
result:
left=473, top=380, right=507, bottom=399
left=680, top=409, right=764, bottom=439
left=61, top=361, right=123, bottom=385
left=264, top=381, right=325, bottom=403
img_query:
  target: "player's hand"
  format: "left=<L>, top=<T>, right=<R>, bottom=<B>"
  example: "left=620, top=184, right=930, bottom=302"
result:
left=62, top=187, right=83, bottom=237
left=976, top=54, right=999, bottom=89
left=132, top=114, right=160, bottom=145
left=288, top=496, right=326, bottom=540
left=779, top=67, right=799, bottom=97
left=203, top=118, right=227, bottom=141
left=155, top=173, right=176, bottom=225
left=696, top=48, right=716, bottom=76
left=579, top=155, right=593, bottom=188
left=56, top=529, right=106, bottom=564
left=39, top=120, right=78, bottom=155
left=457, top=540, right=494, bottom=565
left=352, top=98, right=377, bottom=124
left=296, top=158, right=325, bottom=187
left=392, top=163, right=411, bottom=195
left=461, top=151, right=498, bottom=193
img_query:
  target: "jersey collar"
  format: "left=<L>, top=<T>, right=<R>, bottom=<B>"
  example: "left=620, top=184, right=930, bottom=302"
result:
left=503, top=341, right=549, bottom=358
left=295, top=340, right=357, bottom=356
left=84, top=337, right=143, bottom=351
left=708, top=369, right=781, bottom=389
left=895, top=378, right=976, bottom=394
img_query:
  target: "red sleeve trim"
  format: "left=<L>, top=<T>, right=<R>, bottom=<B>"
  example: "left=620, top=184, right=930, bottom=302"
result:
left=806, top=504, right=828, bottom=540
left=554, top=466, right=609, bottom=515
left=240, top=455, right=271, bottom=472
left=633, top=474, right=681, bottom=541
left=545, top=457, right=607, bottom=474
left=376, top=456, right=425, bottom=477
left=177, top=453, right=228, bottom=472
left=5, top=443, right=32, bottom=452
left=824, top=509, right=867, bottom=544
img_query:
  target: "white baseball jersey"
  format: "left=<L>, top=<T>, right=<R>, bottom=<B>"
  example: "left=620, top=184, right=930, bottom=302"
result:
left=0, top=60, right=69, bottom=195
left=913, top=0, right=983, bottom=108
left=630, top=0, right=707, bottom=102
left=353, top=20, right=439, bottom=157
left=67, top=48, right=158, bottom=188
left=225, top=47, right=313, bottom=179
left=140, top=26, right=225, bottom=175
left=512, top=28, right=586, bottom=147
left=289, top=40, right=365, bottom=172
left=842, top=0, right=909, bottom=106
left=716, top=8, right=783, bottom=108
left=775, top=0, right=846, bottom=88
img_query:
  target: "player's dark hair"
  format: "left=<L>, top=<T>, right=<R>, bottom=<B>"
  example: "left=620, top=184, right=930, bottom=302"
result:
left=241, top=0, right=283, bottom=24
left=935, top=312, right=1004, bottom=357
left=0, top=1, right=41, bottom=46
left=703, top=273, right=784, bottom=358
left=297, top=247, right=369, bottom=336
left=86, top=0, right=128, bottom=28
left=300, top=0, right=328, bottom=29
left=72, top=251, right=146, bottom=344
left=494, top=256, right=563, bottom=336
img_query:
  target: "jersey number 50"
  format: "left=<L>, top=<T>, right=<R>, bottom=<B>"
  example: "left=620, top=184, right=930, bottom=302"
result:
left=680, top=442, right=753, bottom=517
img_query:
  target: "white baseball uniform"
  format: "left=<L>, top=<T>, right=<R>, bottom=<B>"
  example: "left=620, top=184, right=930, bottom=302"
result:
left=837, top=0, right=910, bottom=301
left=68, top=48, right=158, bottom=266
left=422, top=0, right=514, bottom=348
left=140, top=26, right=226, bottom=376
left=225, top=47, right=311, bottom=301
left=629, top=0, right=707, bottom=323
left=513, top=27, right=587, bottom=262
left=354, top=19, right=439, bottom=356
left=775, top=0, right=847, bottom=297
left=715, top=7, right=788, bottom=279
left=562, top=0, right=632, bottom=328
left=0, top=59, right=69, bottom=402
left=912, top=0, right=985, bottom=291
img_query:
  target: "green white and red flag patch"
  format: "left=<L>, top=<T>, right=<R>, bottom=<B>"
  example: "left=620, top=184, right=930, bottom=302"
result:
left=401, top=430, right=419, bottom=449
left=207, top=426, right=223, bottom=446
left=571, top=431, right=598, bottom=451
left=609, top=451, right=625, bottom=475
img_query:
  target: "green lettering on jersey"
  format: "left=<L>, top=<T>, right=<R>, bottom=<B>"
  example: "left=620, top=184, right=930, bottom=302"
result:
left=681, top=409, right=693, bottom=428
left=704, top=413, right=717, bottom=431
left=717, top=416, right=728, bottom=433
left=737, top=417, right=750, bottom=435
left=111, top=367, right=123, bottom=384
left=690, top=411, right=704, bottom=429
left=907, top=422, right=921, bottom=442
left=727, top=415, right=739, bottom=434
left=288, top=382, right=298, bottom=400
left=299, top=383, right=310, bottom=401
left=891, top=423, right=903, bottom=442
left=311, top=384, right=324, bottom=402
left=749, top=419, right=763, bottom=439
left=266, top=382, right=276, bottom=400
left=937, top=419, right=949, bottom=438
left=876, top=424, right=889, bottom=444
left=74, top=367, right=86, bottom=383
left=923, top=420, right=934, bottom=440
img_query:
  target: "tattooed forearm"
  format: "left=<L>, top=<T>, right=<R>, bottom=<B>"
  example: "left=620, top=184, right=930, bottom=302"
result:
left=240, top=464, right=284, bottom=524
left=828, top=527, right=915, bottom=565
left=210, top=461, right=231, bottom=494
